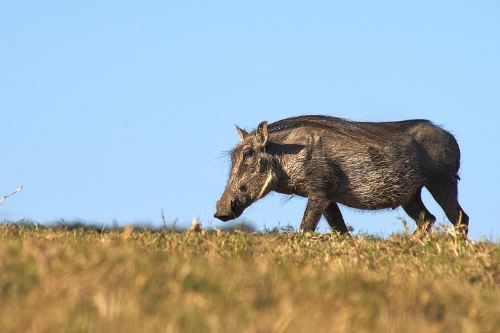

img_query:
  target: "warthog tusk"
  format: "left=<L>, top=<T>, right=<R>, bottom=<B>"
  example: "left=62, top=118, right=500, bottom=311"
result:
left=258, top=171, right=273, bottom=199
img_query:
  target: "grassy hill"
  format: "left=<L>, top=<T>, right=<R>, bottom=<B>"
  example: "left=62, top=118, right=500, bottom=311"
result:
left=0, top=223, right=498, bottom=332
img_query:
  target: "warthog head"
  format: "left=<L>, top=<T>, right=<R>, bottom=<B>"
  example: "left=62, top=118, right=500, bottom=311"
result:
left=214, top=121, right=276, bottom=221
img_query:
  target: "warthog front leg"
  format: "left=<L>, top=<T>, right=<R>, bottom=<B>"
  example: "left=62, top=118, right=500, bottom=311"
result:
left=300, top=197, right=329, bottom=232
left=323, top=202, right=350, bottom=235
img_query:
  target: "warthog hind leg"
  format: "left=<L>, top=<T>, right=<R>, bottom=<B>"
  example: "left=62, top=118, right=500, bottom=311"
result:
left=427, top=180, right=469, bottom=237
left=402, top=188, right=436, bottom=235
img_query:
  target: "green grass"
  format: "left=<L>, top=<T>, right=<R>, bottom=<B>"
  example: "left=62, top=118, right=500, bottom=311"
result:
left=0, top=223, right=499, bottom=332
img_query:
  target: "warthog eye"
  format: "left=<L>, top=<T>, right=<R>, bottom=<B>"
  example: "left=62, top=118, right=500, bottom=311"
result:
left=242, top=150, right=254, bottom=162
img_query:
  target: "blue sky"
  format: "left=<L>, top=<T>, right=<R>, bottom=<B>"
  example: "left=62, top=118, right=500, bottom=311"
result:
left=1, top=1, right=499, bottom=238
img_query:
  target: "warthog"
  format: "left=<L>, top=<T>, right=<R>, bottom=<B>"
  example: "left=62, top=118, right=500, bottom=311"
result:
left=214, top=115, right=469, bottom=236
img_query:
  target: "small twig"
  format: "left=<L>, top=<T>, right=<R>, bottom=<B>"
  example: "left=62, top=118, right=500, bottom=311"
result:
left=397, top=216, right=410, bottom=234
left=161, top=209, right=167, bottom=230
left=0, top=186, right=23, bottom=207
left=14, top=217, right=26, bottom=224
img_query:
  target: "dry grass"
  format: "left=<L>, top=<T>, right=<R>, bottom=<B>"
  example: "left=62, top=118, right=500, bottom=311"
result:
left=0, top=223, right=499, bottom=333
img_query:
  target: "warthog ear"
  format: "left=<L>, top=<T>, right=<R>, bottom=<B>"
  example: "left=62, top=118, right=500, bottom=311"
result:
left=236, top=126, right=249, bottom=141
left=256, top=121, right=269, bottom=146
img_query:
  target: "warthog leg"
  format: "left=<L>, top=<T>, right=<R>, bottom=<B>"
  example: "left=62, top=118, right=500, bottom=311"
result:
left=323, top=202, right=350, bottom=235
left=426, top=180, right=469, bottom=237
left=300, top=197, right=328, bottom=232
left=402, top=188, right=436, bottom=234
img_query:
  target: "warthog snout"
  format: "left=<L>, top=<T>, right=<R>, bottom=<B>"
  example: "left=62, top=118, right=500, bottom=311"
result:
left=214, top=195, right=244, bottom=222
